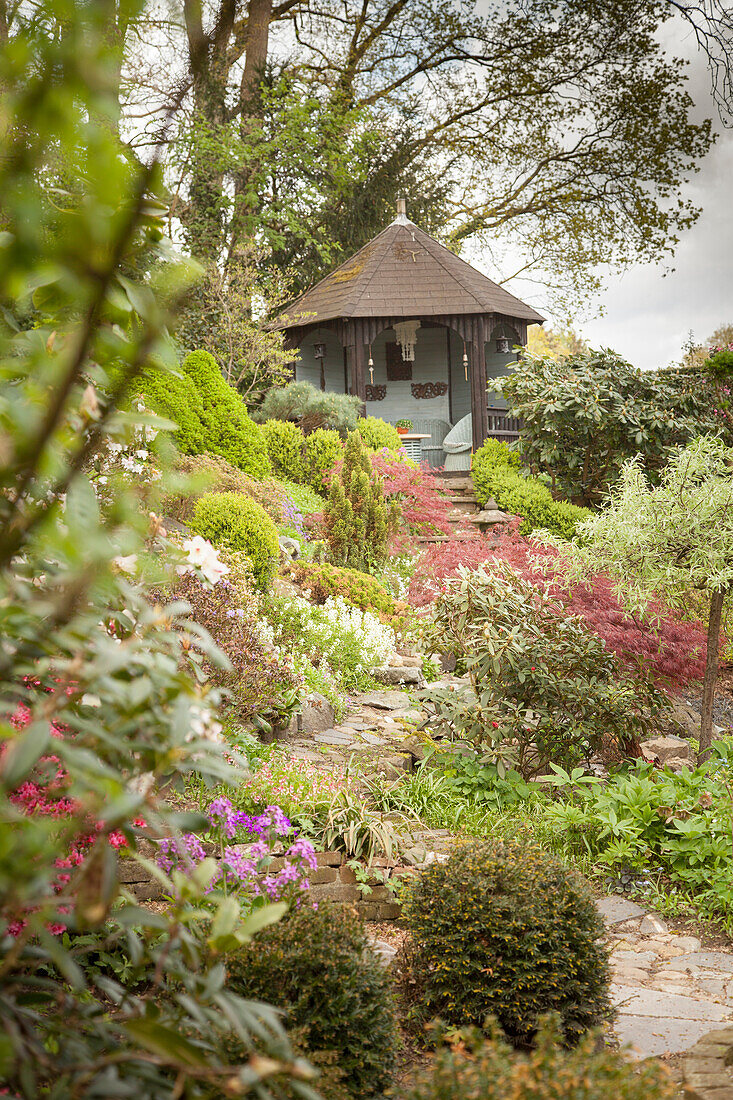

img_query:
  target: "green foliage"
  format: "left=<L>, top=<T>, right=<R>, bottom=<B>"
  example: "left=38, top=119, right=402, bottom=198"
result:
left=255, top=381, right=361, bottom=435
left=305, top=428, right=343, bottom=491
left=163, top=452, right=292, bottom=525
left=502, top=349, right=721, bottom=506
left=472, top=443, right=590, bottom=539
left=126, top=363, right=207, bottom=454
left=400, top=1017, right=675, bottom=1100
left=284, top=560, right=404, bottom=623
left=324, top=431, right=398, bottom=574
left=190, top=491, right=280, bottom=589
left=225, top=903, right=401, bottom=1099
left=182, top=350, right=272, bottom=477
left=420, top=563, right=668, bottom=778
left=357, top=415, right=401, bottom=452
left=262, top=418, right=306, bottom=481
left=273, top=478, right=326, bottom=515
left=403, top=839, right=613, bottom=1045
left=0, top=2, right=307, bottom=1093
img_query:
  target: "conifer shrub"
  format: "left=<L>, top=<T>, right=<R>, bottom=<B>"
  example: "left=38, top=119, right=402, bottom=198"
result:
left=182, top=350, right=271, bottom=478
left=357, top=415, right=401, bottom=452
left=262, top=418, right=306, bottom=482
left=190, top=491, right=280, bottom=589
left=305, top=428, right=343, bottom=491
left=472, top=442, right=590, bottom=540
left=255, top=380, right=361, bottom=435
left=402, top=839, right=613, bottom=1046
left=400, top=1017, right=674, bottom=1100
left=125, top=362, right=207, bottom=454
left=284, top=560, right=405, bottom=624
left=225, top=903, right=401, bottom=1100
left=323, top=430, right=398, bottom=573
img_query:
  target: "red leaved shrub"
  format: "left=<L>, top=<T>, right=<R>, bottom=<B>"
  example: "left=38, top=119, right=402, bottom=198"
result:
left=410, top=522, right=707, bottom=690
left=370, top=452, right=456, bottom=538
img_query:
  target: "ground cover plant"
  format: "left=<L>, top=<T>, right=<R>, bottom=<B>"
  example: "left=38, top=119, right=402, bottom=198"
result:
left=402, top=839, right=613, bottom=1045
left=283, top=560, right=406, bottom=625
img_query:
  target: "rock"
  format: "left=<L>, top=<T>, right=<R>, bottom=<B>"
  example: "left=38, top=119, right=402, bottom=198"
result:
left=596, top=896, right=647, bottom=925
left=439, top=652, right=457, bottom=672
left=278, top=535, right=300, bottom=560
left=300, top=693, right=336, bottom=734
left=369, top=939, right=397, bottom=966
left=313, top=729, right=354, bottom=746
left=664, top=951, right=733, bottom=974
left=373, top=666, right=424, bottom=686
left=355, top=690, right=411, bottom=710
left=389, top=708, right=426, bottom=724
left=397, top=736, right=434, bottom=761
left=669, top=699, right=701, bottom=738
left=640, top=735, right=692, bottom=765
left=388, top=654, right=423, bottom=669
left=640, top=914, right=668, bottom=936
left=376, top=753, right=414, bottom=780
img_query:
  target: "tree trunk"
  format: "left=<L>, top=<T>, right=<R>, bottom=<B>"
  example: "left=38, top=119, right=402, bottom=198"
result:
left=230, top=0, right=273, bottom=257
left=699, top=587, right=725, bottom=761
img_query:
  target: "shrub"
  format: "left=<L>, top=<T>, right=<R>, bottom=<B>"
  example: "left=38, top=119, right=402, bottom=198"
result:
left=409, top=522, right=707, bottom=689
left=324, top=431, right=398, bottom=573
left=371, top=451, right=455, bottom=538
left=400, top=1017, right=674, bottom=1100
left=126, top=362, right=207, bottom=454
left=421, top=562, right=669, bottom=776
left=190, top=491, right=280, bottom=589
left=255, top=381, right=361, bottom=435
left=472, top=443, right=590, bottom=540
left=182, top=350, right=272, bottom=477
left=357, top=416, right=401, bottom=452
left=502, top=349, right=721, bottom=505
left=225, top=903, right=401, bottom=1100
left=403, top=839, right=613, bottom=1045
left=305, top=428, right=343, bottom=491
left=273, top=478, right=326, bottom=515
left=284, top=560, right=403, bottom=622
left=163, top=452, right=290, bottom=525
left=262, top=418, right=306, bottom=482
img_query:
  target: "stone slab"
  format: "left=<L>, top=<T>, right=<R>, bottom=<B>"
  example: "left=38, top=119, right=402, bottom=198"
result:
left=596, top=896, right=646, bottom=925
left=313, top=730, right=353, bottom=746
left=356, top=730, right=386, bottom=746
left=612, top=985, right=731, bottom=1022
left=663, top=953, right=733, bottom=976
left=615, top=1014, right=730, bottom=1060
left=354, top=691, right=411, bottom=711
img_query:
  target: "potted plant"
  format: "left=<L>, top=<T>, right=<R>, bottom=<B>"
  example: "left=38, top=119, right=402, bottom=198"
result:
left=395, top=418, right=413, bottom=435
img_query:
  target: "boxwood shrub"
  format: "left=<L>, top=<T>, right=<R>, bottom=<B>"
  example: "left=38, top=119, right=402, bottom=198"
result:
left=182, top=350, right=271, bottom=478
left=305, top=428, right=343, bottom=491
left=357, top=416, right=401, bottom=452
left=472, top=441, right=590, bottom=540
left=189, top=491, right=280, bottom=589
left=225, top=903, right=400, bottom=1100
left=261, top=419, right=306, bottom=482
left=403, top=838, right=612, bottom=1046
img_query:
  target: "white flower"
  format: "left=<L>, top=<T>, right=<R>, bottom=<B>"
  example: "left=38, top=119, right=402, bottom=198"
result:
left=182, top=536, right=230, bottom=586
left=113, top=554, right=138, bottom=574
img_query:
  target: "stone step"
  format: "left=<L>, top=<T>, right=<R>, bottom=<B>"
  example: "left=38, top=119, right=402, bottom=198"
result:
left=446, top=496, right=480, bottom=513
left=435, top=476, right=472, bottom=491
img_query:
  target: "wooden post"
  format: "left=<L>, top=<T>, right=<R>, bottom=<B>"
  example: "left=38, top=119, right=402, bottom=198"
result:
left=470, top=336, right=488, bottom=453
left=353, top=335, right=367, bottom=416
left=700, top=587, right=726, bottom=760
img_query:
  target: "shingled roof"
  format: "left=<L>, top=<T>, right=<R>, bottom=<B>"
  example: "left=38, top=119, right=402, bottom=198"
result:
left=274, top=213, right=544, bottom=328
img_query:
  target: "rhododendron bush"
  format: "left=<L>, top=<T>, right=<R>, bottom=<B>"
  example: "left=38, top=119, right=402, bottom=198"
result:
left=410, top=523, right=706, bottom=690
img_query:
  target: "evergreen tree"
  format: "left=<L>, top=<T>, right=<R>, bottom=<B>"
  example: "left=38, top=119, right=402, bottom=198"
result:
left=324, top=431, right=397, bottom=573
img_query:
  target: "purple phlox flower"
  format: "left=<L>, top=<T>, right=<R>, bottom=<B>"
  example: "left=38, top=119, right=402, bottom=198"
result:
left=225, top=607, right=246, bottom=619
left=259, top=805, right=292, bottom=836
left=222, top=846, right=258, bottom=881
left=208, top=797, right=237, bottom=839
left=286, top=837, right=318, bottom=871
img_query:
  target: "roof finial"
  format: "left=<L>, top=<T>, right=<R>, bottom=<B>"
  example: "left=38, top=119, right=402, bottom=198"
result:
left=394, top=197, right=409, bottom=225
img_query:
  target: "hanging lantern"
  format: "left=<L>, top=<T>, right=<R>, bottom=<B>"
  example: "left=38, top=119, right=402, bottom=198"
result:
left=496, top=336, right=510, bottom=354
left=368, top=343, right=374, bottom=384
left=394, top=320, right=420, bottom=362
left=463, top=341, right=469, bottom=381
left=314, top=341, right=326, bottom=391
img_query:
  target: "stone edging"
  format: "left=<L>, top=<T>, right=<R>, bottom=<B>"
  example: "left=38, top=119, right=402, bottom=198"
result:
left=682, top=1026, right=733, bottom=1098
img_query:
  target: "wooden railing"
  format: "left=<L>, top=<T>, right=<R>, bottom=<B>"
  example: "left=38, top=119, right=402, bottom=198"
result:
left=486, top=405, right=521, bottom=441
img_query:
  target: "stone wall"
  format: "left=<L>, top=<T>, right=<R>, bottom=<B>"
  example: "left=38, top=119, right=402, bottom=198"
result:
left=119, top=848, right=403, bottom=921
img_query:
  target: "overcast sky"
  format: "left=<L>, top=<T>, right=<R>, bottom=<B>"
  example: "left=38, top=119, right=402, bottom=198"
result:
left=482, top=18, right=733, bottom=371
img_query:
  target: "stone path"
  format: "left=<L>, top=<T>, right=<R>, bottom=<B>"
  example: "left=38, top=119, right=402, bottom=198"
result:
left=599, top=895, right=733, bottom=1058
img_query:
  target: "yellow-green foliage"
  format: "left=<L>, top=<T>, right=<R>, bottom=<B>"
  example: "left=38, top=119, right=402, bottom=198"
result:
left=182, top=350, right=271, bottom=478
left=261, top=419, right=305, bottom=482
left=305, top=428, right=343, bottom=491
left=472, top=440, right=590, bottom=540
left=190, top=491, right=280, bottom=589
left=357, top=416, right=401, bottom=452
left=126, top=363, right=207, bottom=455
left=224, top=904, right=401, bottom=1100
left=400, top=1018, right=674, bottom=1100
left=163, top=453, right=289, bottom=525
left=285, top=560, right=405, bottom=625
left=403, top=839, right=612, bottom=1046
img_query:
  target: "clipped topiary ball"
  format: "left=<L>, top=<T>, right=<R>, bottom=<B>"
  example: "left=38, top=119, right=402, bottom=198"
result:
left=403, top=839, right=612, bottom=1045
left=190, top=490, right=280, bottom=589
left=225, top=903, right=401, bottom=1100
